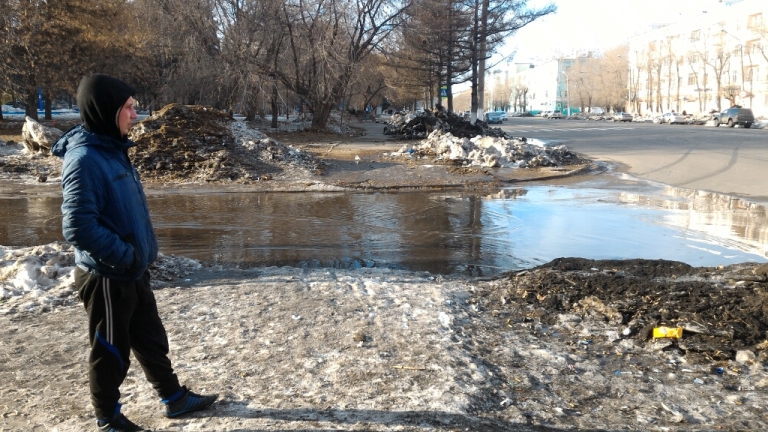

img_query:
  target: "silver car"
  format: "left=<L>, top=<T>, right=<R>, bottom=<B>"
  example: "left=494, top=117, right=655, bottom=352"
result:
left=613, top=112, right=633, bottom=122
left=661, top=112, right=686, bottom=124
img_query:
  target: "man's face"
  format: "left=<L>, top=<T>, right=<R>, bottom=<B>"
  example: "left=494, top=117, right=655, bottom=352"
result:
left=118, top=97, right=138, bottom=136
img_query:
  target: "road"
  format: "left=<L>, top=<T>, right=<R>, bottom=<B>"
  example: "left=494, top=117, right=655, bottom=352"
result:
left=499, top=117, right=768, bottom=202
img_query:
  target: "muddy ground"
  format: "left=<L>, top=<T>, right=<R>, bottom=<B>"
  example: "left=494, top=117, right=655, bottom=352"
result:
left=1, top=112, right=767, bottom=431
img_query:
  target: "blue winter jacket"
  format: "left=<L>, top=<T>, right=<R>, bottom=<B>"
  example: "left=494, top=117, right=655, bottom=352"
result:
left=52, top=125, right=158, bottom=281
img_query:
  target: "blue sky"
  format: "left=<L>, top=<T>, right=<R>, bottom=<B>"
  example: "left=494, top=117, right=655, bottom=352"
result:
left=501, top=0, right=718, bottom=63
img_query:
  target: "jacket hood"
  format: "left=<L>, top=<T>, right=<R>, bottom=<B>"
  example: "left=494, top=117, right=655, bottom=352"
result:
left=77, top=74, right=135, bottom=142
left=51, top=124, right=134, bottom=158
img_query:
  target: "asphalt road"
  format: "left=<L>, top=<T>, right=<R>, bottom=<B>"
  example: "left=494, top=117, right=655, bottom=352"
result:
left=499, top=117, right=768, bottom=202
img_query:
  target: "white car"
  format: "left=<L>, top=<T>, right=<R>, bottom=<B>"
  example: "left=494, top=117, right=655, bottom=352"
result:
left=661, top=112, right=686, bottom=124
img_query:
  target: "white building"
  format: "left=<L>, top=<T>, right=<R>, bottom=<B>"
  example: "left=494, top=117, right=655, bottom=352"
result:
left=505, top=59, right=576, bottom=114
left=627, top=0, right=768, bottom=117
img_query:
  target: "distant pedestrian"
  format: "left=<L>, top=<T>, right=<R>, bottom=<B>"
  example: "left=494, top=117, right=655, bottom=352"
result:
left=52, top=74, right=218, bottom=432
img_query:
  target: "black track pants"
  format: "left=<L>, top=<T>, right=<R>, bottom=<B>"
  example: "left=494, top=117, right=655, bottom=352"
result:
left=76, top=267, right=181, bottom=419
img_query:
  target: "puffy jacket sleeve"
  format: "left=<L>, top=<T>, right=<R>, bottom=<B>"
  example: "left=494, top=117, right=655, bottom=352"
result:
left=61, top=153, right=135, bottom=270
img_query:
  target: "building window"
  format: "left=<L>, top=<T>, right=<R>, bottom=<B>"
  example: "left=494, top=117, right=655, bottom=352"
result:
left=690, top=30, right=700, bottom=42
left=746, top=40, right=761, bottom=55
left=687, top=52, right=699, bottom=64
left=748, top=13, right=763, bottom=30
left=746, top=66, right=759, bottom=81
left=688, top=74, right=697, bottom=86
left=733, top=71, right=738, bottom=82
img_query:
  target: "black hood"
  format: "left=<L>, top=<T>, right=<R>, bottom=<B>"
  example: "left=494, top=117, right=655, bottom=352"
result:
left=77, top=74, right=135, bottom=142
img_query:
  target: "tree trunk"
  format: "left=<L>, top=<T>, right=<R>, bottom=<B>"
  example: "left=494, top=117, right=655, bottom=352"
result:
left=446, top=10, right=455, bottom=113
left=469, top=0, right=480, bottom=126
left=477, top=0, right=489, bottom=119
left=311, top=103, right=333, bottom=131
left=675, top=63, right=681, bottom=112
left=44, top=94, right=52, bottom=120
left=271, top=82, right=279, bottom=129
left=25, top=88, right=38, bottom=121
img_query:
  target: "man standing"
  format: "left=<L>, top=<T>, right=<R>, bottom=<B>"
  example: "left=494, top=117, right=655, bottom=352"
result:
left=52, top=74, right=217, bottom=432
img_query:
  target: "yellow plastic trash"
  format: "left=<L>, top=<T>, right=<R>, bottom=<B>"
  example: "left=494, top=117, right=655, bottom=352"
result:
left=653, top=326, right=683, bottom=338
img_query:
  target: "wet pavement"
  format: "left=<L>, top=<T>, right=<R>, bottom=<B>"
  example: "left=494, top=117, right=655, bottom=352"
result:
left=498, top=117, right=768, bottom=202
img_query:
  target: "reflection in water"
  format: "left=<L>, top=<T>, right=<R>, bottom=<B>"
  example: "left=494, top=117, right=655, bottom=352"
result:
left=0, top=196, right=62, bottom=247
left=0, top=186, right=766, bottom=275
left=619, top=187, right=768, bottom=258
left=152, top=192, right=509, bottom=275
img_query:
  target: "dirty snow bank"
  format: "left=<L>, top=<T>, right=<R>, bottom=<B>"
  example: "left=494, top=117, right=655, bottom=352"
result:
left=1, top=243, right=768, bottom=431
left=392, top=129, right=587, bottom=168
left=127, top=104, right=325, bottom=183
left=0, top=243, right=201, bottom=314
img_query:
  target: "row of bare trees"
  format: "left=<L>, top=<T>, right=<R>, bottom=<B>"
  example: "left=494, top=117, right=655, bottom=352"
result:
left=1, top=0, right=554, bottom=127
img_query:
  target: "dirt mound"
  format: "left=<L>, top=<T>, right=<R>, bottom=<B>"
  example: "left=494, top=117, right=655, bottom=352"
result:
left=384, top=110, right=507, bottom=140
left=477, top=258, right=768, bottom=362
left=129, top=104, right=325, bottom=183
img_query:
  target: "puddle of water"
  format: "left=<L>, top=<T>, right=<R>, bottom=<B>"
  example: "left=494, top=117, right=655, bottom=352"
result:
left=1, top=186, right=766, bottom=276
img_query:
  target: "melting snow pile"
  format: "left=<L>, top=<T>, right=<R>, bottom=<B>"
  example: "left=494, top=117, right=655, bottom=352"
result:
left=392, top=129, right=587, bottom=168
left=0, top=243, right=77, bottom=313
left=0, top=243, right=202, bottom=314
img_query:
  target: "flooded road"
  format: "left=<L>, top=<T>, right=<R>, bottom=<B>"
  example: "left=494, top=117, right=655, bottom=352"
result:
left=1, top=185, right=766, bottom=275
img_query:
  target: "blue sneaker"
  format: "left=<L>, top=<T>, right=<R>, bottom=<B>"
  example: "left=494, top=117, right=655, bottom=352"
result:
left=96, top=413, right=149, bottom=432
left=163, top=386, right=218, bottom=418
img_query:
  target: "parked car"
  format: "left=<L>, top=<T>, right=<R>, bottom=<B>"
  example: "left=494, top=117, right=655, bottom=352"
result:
left=485, top=111, right=504, bottom=124
left=499, top=112, right=508, bottom=121
left=613, top=112, right=633, bottom=122
left=713, top=107, right=754, bottom=128
left=547, top=110, right=563, bottom=119
left=661, top=112, right=687, bottom=124
left=541, top=110, right=561, bottom=118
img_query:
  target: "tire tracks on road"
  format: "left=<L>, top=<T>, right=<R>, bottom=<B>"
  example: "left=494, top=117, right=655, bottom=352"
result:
left=637, top=148, right=693, bottom=176
left=679, top=146, right=740, bottom=186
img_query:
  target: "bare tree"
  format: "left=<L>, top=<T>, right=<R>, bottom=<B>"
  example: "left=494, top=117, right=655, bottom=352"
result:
left=389, top=0, right=474, bottom=112
left=2, top=0, right=135, bottom=120
left=721, top=83, right=741, bottom=106
left=258, top=0, right=412, bottom=131
left=702, top=31, right=731, bottom=111
left=133, top=0, right=221, bottom=108
left=467, top=0, right=555, bottom=124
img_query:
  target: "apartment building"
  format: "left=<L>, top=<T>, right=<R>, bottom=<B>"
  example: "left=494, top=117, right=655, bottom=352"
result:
left=507, top=58, right=575, bottom=114
left=627, top=0, right=768, bottom=117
